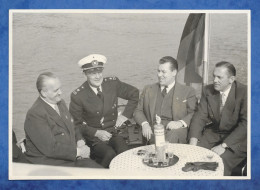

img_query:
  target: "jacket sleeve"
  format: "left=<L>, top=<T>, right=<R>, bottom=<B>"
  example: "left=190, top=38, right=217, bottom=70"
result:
left=188, top=87, right=210, bottom=140
left=133, top=86, right=149, bottom=125
left=116, top=78, right=139, bottom=119
left=24, top=112, right=76, bottom=161
left=69, top=93, right=98, bottom=138
left=224, top=89, right=247, bottom=151
left=179, top=87, right=197, bottom=126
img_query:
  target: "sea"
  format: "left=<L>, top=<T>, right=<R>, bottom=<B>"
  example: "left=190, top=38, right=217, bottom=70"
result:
left=11, top=12, right=248, bottom=140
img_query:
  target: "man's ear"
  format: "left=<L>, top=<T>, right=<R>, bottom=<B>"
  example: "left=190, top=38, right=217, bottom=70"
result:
left=40, top=89, right=46, bottom=98
left=229, top=75, right=236, bottom=84
left=172, top=69, right=177, bottom=77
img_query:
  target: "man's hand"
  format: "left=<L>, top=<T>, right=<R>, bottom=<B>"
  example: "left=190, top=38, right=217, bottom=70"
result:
left=189, top=137, right=198, bottom=146
left=77, top=145, right=90, bottom=158
left=17, top=139, right=26, bottom=153
left=142, top=123, right=153, bottom=140
left=166, top=121, right=183, bottom=130
left=211, top=144, right=226, bottom=156
left=77, top=139, right=85, bottom=148
left=95, top=130, right=112, bottom=141
left=115, top=115, right=128, bottom=128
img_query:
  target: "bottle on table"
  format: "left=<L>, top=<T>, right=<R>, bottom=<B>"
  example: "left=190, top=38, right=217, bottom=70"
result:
left=154, top=115, right=166, bottom=162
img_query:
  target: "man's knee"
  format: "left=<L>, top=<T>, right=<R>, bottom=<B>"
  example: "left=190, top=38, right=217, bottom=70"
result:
left=220, top=150, right=246, bottom=176
left=166, top=128, right=187, bottom=143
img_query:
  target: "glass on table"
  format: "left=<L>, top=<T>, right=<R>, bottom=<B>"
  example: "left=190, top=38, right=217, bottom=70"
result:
left=168, top=152, right=174, bottom=159
left=152, top=157, right=159, bottom=166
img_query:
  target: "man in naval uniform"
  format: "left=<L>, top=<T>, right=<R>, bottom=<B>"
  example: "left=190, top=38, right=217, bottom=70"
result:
left=134, top=56, right=197, bottom=144
left=69, top=54, right=139, bottom=168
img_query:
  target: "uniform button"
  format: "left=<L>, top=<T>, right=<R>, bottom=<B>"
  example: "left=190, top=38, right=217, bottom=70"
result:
left=61, top=133, right=64, bottom=136
left=113, top=120, right=115, bottom=122
left=112, top=113, right=114, bottom=116
left=97, top=112, right=99, bottom=114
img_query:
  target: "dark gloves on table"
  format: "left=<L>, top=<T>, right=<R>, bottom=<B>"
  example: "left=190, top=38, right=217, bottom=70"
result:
left=182, top=162, right=218, bottom=172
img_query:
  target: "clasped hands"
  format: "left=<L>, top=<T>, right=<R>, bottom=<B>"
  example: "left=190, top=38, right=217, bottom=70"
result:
left=95, top=115, right=128, bottom=141
left=77, top=139, right=90, bottom=158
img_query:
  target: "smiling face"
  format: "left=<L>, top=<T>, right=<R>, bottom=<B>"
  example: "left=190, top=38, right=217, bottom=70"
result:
left=41, top=77, right=62, bottom=104
left=85, top=68, right=104, bottom=88
left=213, top=66, right=235, bottom=92
left=157, top=62, right=177, bottom=86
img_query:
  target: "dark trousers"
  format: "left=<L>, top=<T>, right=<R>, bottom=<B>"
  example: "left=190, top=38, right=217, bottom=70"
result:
left=197, top=129, right=247, bottom=176
left=91, top=136, right=128, bottom=168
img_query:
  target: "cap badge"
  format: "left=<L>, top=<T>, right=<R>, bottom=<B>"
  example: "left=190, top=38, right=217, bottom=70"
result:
left=91, top=60, right=98, bottom=66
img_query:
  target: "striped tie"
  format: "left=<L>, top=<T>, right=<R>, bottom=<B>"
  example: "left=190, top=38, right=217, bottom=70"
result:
left=54, top=104, right=60, bottom=116
left=220, top=93, right=225, bottom=114
left=161, top=86, right=168, bottom=97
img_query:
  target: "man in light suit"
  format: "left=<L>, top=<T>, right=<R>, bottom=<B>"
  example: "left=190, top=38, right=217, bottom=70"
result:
left=24, top=72, right=102, bottom=168
left=188, top=61, right=247, bottom=176
left=134, top=56, right=197, bottom=144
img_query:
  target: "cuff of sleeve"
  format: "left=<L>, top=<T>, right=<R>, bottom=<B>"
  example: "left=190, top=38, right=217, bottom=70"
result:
left=141, top=121, right=149, bottom=127
left=76, top=148, right=80, bottom=157
left=179, top=120, right=187, bottom=128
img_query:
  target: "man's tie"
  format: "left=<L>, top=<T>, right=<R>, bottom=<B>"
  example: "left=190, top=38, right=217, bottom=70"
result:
left=161, top=86, right=168, bottom=97
left=220, top=93, right=225, bottom=114
left=54, top=104, right=60, bottom=116
left=97, top=87, right=104, bottom=101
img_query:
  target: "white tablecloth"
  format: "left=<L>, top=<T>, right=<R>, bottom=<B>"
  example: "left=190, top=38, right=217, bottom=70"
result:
left=110, top=144, right=224, bottom=176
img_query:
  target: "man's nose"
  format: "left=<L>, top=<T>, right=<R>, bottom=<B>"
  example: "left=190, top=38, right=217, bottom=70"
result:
left=58, top=89, right=62, bottom=95
left=214, top=77, right=218, bottom=83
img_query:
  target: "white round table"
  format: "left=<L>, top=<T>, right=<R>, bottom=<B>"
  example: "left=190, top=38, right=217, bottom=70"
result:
left=110, top=144, right=224, bottom=176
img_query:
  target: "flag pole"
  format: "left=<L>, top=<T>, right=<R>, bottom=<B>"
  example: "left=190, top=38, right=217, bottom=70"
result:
left=203, top=13, right=210, bottom=86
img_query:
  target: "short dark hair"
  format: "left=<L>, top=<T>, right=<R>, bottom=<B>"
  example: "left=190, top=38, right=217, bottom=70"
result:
left=159, top=56, right=178, bottom=71
left=36, top=72, right=57, bottom=94
left=215, top=61, right=236, bottom=76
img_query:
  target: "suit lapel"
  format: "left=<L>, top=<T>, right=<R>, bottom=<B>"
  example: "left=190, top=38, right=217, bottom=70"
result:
left=172, top=82, right=182, bottom=120
left=38, top=98, right=69, bottom=131
left=219, top=82, right=236, bottom=125
left=57, top=101, right=74, bottom=134
left=208, top=90, right=221, bottom=121
left=149, top=84, right=159, bottom=125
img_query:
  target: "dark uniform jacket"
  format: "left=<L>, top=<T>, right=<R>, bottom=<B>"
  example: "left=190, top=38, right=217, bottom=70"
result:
left=24, top=97, right=79, bottom=165
left=134, top=82, right=197, bottom=128
left=69, top=77, right=139, bottom=145
left=188, top=81, right=247, bottom=153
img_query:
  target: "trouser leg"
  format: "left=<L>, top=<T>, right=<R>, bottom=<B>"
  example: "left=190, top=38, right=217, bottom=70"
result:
left=109, top=136, right=128, bottom=154
left=75, top=158, right=103, bottom=168
left=221, top=150, right=247, bottom=176
left=91, top=142, right=116, bottom=168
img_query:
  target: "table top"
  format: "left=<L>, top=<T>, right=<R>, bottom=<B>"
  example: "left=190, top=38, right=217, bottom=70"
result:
left=110, top=143, right=224, bottom=176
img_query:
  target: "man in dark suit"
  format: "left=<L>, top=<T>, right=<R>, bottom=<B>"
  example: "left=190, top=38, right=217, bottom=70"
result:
left=69, top=54, right=139, bottom=168
left=188, top=61, right=247, bottom=176
left=24, top=72, right=102, bottom=168
left=134, top=56, right=197, bottom=144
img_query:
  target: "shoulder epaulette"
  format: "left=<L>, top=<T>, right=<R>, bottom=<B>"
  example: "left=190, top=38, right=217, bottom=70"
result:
left=72, top=85, right=85, bottom=95
left=103, top=76, right=118, bottom=82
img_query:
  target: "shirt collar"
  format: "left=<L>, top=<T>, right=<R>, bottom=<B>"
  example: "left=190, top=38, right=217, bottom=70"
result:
left=220, top=84, right=232, bottom=97
left=160, top=81, right=175, bottom=92
left=40, top=96, right=57, bottom=110
left=88, top=83, right=102, bottom=95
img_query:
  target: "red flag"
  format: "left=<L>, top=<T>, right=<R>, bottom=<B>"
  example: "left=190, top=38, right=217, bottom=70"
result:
left=177, top=13, right=206, bottom=86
